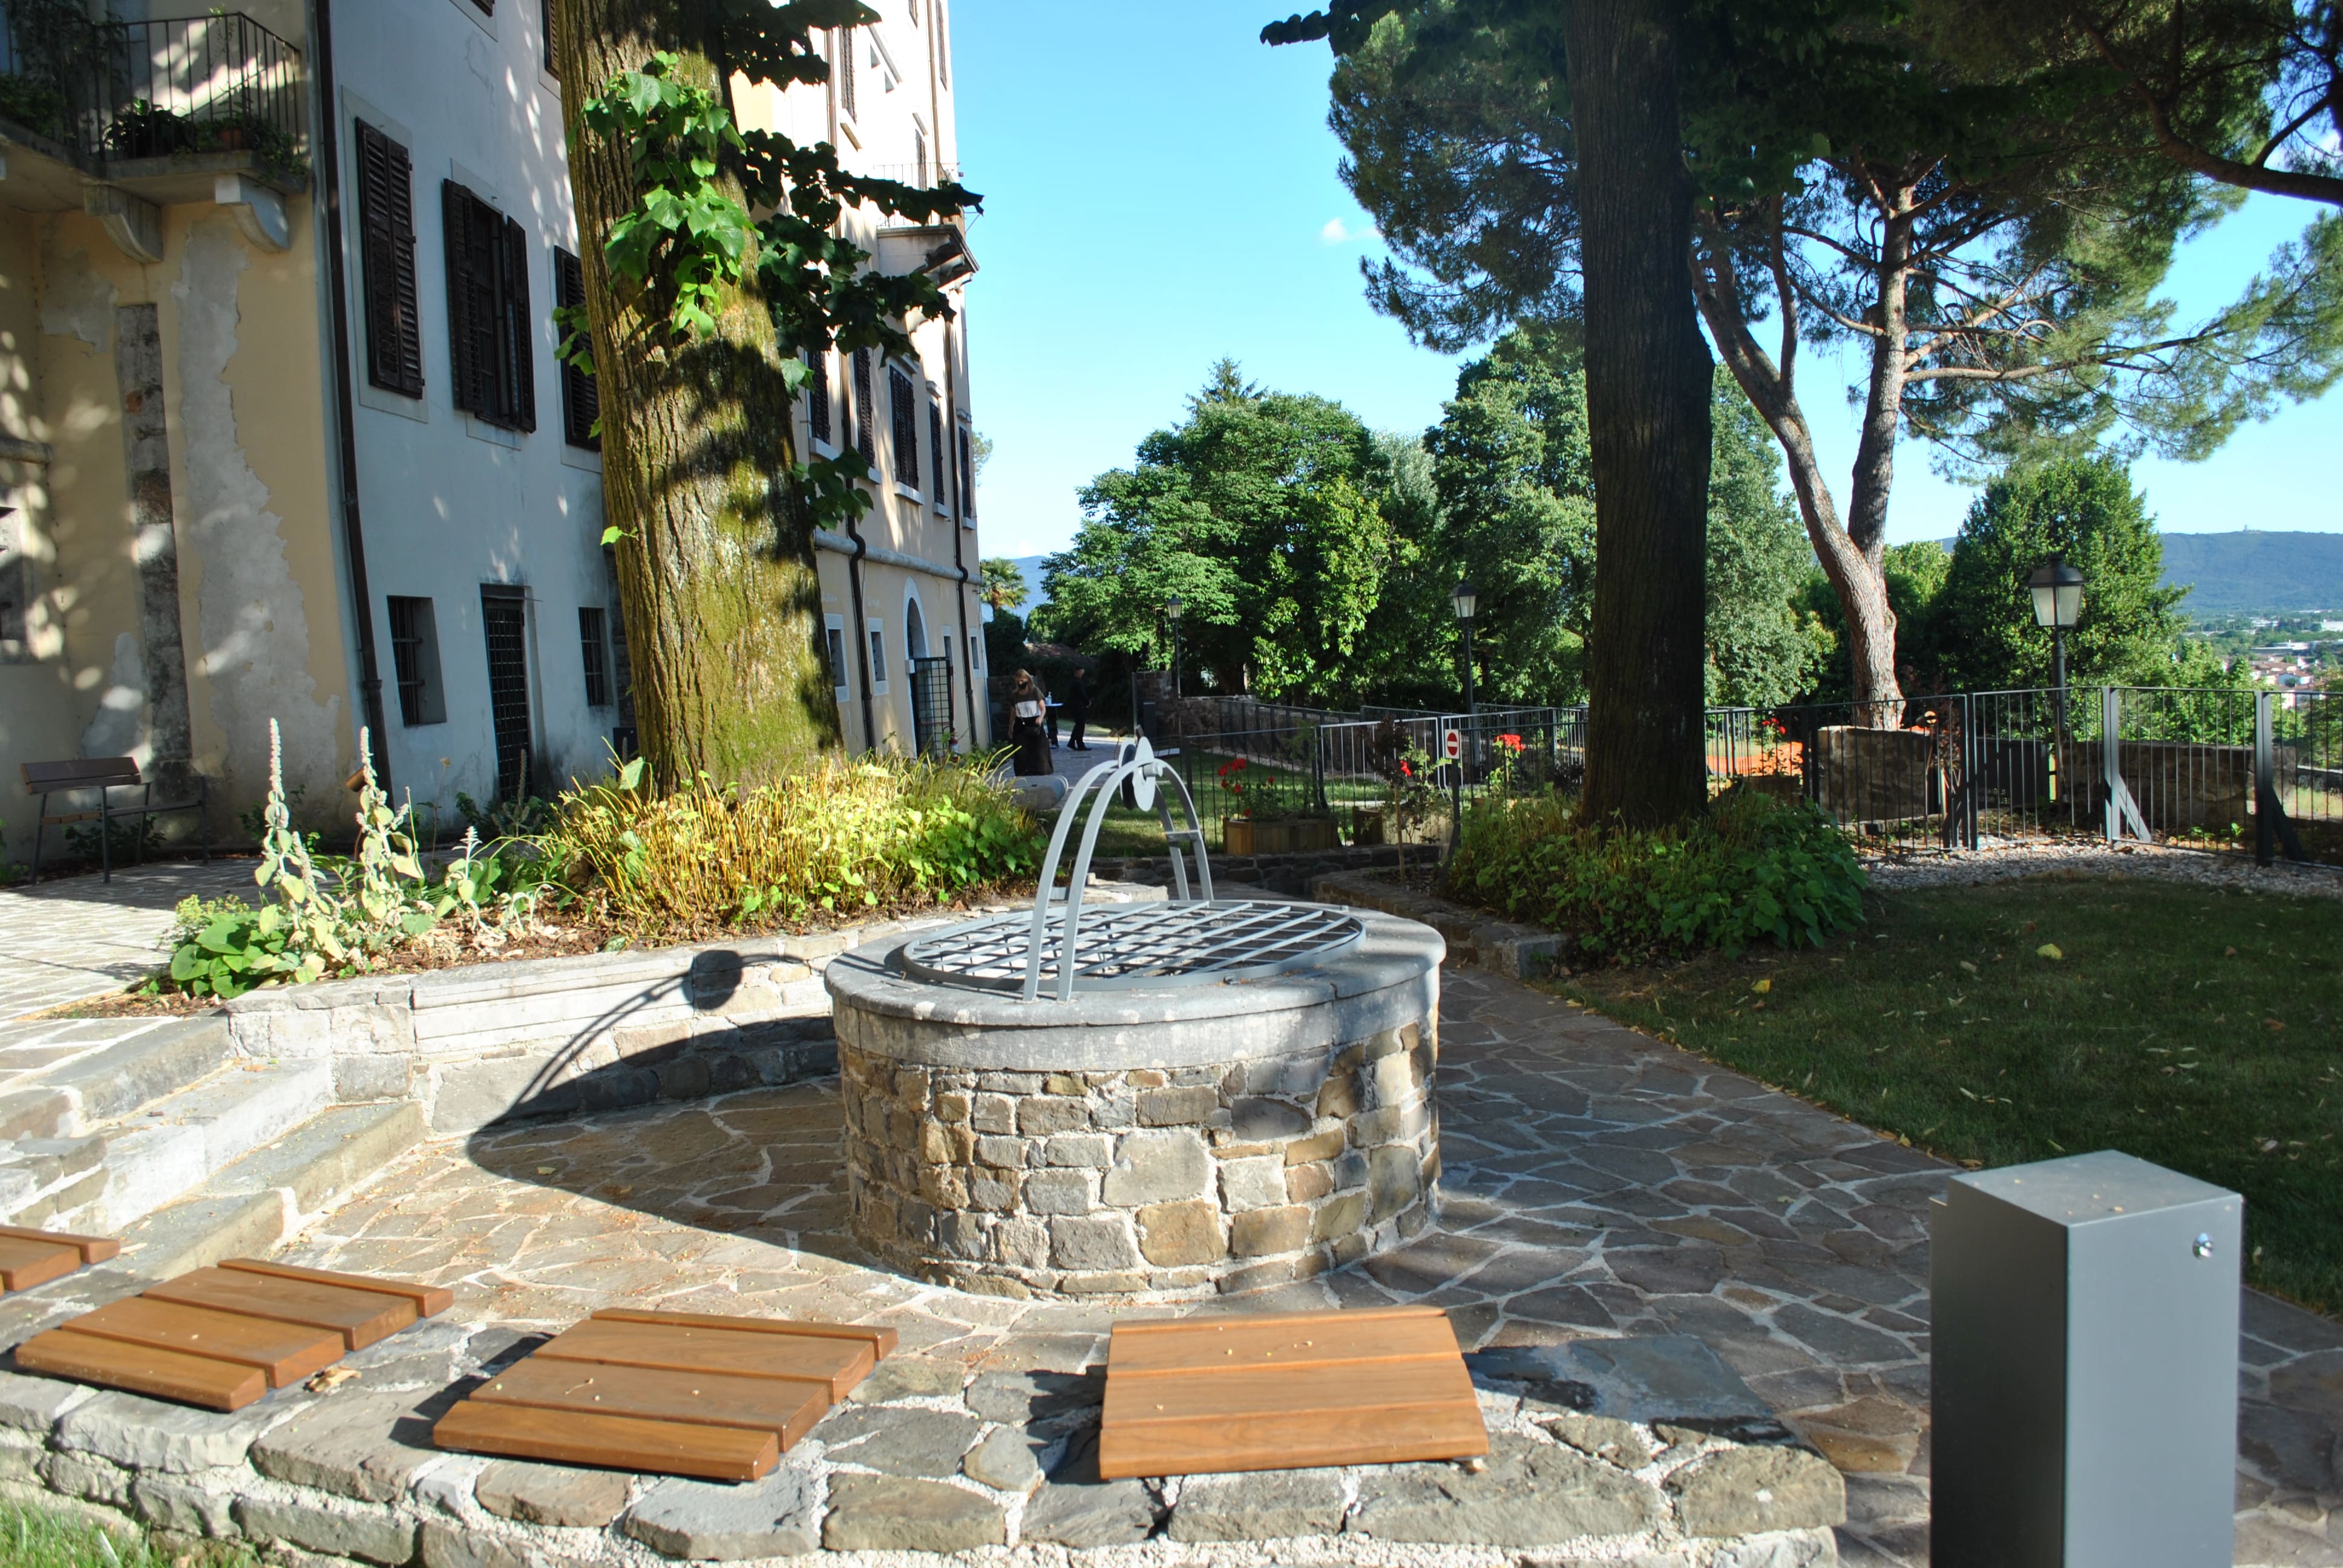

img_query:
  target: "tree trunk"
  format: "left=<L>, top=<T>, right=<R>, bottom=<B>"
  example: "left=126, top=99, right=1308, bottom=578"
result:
left=1568, top=0, right=1714, bottom=828
left=555, top=0, right=840, bottom=790
left=1693, top=207, right=1903, bottom=725
left=1841, top=186, right=1913, bottom=724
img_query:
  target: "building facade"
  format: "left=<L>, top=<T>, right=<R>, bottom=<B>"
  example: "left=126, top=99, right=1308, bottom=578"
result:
left=0, top=0, right=985, bottom=865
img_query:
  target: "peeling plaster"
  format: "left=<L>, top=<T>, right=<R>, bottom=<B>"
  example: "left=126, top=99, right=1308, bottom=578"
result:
left=172, top=218, right=339, bottom=798
left=80, top=629, right=146, bottom=759
left=36, top=235, right=115, bottom=353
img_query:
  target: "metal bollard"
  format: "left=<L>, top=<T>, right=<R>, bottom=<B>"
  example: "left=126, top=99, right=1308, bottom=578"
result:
left=1931, top=1150, right=2240, bottom=1568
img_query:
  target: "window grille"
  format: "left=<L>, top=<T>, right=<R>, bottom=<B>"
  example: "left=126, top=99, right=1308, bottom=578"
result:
left=852, top=348, right=876, bottom=466
left=909, top=653, right=954, bottom=756
left=806, top=350, right=831, bottom=445
left=888, top=368, right=920, bottom=487
left=826, top=625, right=848, bottom=694
left=838, top=26, right=856, bottom=118
left=928, top=398, right=947, bottom=500
left=578, top=606, right=611, bottom=707
left=355, top=121, right=422, bottom=396
left=553, top=247, right=598, bottom=449
left=868, top=623, right=888, bottom=693
left=442, top=182, right=535, bottom=431
left=480, top=587, right=532, bottom=800
left=956, top=423, right=976, bottom=517
left=386, top=596, right=446, bottom=725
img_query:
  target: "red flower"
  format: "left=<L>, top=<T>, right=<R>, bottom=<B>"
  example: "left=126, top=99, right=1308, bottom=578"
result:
left=1217, top=757, right=1248, bottom=777
left=1399, top=760, right=1412, bottom=777
left=1497, top=733, right=1525, bottom=753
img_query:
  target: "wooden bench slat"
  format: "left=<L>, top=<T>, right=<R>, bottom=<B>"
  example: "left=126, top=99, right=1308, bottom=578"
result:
left=1109, top=1304, right=1449, bottom=1338
left=1107, top=1310, right=1460, bottom=1377
left=434, top=1399, right=779, bottom=1483
left=218, top=1258, right=453, bottom=1317
left=1096, top=1396, right=1490, bottom=1480
left=0, top=1237, right=84, bottom=1294
left=14, top=1326, right=265, bottom=1412
left=591, top=1307, right=899, bottom=1361
left=1103, top=1354, right=1480, bottom=1426
left=536, top=1319, right=875, bottom=1401
left=22, top=759, right=142, bottom=789
left=0, top=1225, right=120, bottom=1265
left=70, top=1297, right=346, bottom=1389
left=473, top=1356, right=832, bottom=1449
left=145, top=1267, right=418, bottom=1350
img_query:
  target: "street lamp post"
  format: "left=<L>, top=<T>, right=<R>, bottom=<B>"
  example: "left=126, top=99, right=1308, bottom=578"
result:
left=2028, top=556, right=2085, bottom=803
left=1164, top=597, right=1183, bottom=701
left=1451, top=579, right=1478, bottom=716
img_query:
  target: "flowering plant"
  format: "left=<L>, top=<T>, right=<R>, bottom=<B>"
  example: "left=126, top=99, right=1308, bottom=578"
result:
left=1216, top=756, right=1249, bottom=811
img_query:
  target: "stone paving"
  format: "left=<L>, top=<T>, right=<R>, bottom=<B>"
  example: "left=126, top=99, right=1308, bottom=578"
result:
left=0, top=861, right=254, bottom=1022
left=264, top=964, right=2343, bottom=1567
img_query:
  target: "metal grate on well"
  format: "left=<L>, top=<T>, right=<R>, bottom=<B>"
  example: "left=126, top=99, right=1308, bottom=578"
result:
left=899, top=900, right=1364, bottom=992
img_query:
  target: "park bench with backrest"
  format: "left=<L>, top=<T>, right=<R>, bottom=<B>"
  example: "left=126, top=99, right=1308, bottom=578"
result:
left=19, top=757, right=209, bottom=883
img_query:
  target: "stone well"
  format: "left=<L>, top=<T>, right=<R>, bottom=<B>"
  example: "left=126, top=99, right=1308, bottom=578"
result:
left=822, top=904, right=1445, bottom=1298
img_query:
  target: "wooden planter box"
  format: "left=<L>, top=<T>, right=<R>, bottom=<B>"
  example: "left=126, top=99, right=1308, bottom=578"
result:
left=1224, top=816, right=1340, bottom=856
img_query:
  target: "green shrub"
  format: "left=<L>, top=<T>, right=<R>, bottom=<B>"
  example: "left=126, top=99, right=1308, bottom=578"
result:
left=63, top=814, right=163, bottom=866
left=545, top=754, right=1043, bottom=932
left=1446, top=788, right=1867, bottom=960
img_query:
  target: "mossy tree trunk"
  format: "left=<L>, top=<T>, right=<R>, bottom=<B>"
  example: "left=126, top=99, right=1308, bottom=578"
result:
left=554, top=0, right=841, bottom=789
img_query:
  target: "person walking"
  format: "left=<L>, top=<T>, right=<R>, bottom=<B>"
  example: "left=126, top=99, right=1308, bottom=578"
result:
left=1008, top=670, right=1050, bottom=777
left=1065, top=671, right=1092, bottom=751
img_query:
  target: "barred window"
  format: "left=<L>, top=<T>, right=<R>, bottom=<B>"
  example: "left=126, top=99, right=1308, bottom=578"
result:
left=579, top=606, right=611, bottom=707
left=888, top=367, right=920, bottom=488
left=386, top=596, right=446, bottom=725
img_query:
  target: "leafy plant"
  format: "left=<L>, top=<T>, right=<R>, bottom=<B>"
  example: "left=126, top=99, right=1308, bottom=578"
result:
left=62, top=813, right=163, bottom=866
left=1447, top=788, right=1867, bottom=961
left=0, top=72, right=67, bottom=136
left=457, top=790, right=554, bottom=840
left=104, top=99, right=195, bottom=158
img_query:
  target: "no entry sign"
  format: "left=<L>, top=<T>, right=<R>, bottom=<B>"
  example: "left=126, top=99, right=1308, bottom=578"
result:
left=1442, top=728, right=1462, bottom=760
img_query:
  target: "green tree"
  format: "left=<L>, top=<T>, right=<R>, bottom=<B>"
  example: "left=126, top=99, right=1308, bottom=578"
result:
left=1041, top=362, right=1396, bottom=706
left=553, top=1, right=976, bottom=788
left=978, top=557, right=1027, bottom=615
left=1932, top=456, right=2204, bottom=690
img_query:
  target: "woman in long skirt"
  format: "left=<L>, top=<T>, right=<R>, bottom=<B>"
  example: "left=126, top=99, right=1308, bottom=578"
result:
left=1009, top=669, right=1051, bottom=777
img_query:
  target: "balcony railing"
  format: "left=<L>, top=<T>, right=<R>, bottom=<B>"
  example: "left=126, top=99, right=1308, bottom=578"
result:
left=0, top=0, right=303, bottom=168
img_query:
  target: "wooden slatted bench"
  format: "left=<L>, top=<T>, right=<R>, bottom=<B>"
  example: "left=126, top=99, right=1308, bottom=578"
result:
left=0, top=1226, right=119, bottom=1295
left=433, top=1308, right=896, bottom=1483
left=21, top=757, right=209, bottom=882
left=1097, top=1305, right=1487, bottom=1480
left=13, top=1258, right=451, bottom=1411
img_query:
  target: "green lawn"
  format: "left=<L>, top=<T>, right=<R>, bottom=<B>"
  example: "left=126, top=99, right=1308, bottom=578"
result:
left=1552, top=874, right=2343, bottom=1315
left=0, top=1500, right=254, bottom=1567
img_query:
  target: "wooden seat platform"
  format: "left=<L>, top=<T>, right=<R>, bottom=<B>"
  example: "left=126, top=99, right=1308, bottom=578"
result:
left=1097, top=1305, right=1487, bottom=1480
left=432, top=1308, right=896, bottom=1483
left=0, top=1226, right=119, bottom=1295
left=13, top=1258, right=451, bottom=1412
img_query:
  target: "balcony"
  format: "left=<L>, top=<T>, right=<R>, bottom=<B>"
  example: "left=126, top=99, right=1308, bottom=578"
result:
left=1, top=1, right=305, bottom=250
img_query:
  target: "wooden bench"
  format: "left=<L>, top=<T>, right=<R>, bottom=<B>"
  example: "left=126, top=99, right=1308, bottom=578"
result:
left=21, top=757, right=208, bottom=883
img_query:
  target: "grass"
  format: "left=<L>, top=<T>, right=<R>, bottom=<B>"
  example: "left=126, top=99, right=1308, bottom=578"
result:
left=0, top=1499, right=254, bottom=1566
left=1553, top=872, right=2343, bottom=1315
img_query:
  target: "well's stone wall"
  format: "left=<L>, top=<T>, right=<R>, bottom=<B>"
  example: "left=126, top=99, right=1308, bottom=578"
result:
left=841, top=1019, right=1438, bottom=1299
left=825, top=904, right=1447, bottom=1299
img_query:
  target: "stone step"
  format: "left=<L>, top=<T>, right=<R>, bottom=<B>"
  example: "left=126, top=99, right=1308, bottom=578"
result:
left=0, top=1014, right=235, bottom=1143
left=90, top=1056, right=333, bottom=1228
left=105, top=1101, right=427, bottom=1281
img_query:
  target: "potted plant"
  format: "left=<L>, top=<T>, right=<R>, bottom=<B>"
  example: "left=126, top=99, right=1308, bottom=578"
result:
left=105, top=99, right=195, bottom=159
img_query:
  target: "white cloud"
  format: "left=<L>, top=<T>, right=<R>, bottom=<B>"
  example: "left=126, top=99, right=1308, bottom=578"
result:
left=1319, top=217, right=1377, bottom=246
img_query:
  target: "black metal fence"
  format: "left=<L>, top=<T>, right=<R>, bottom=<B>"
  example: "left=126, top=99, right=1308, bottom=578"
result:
left=1156, top=685, right=2338, bottom=869
left=0, top=1, right=302, bottom=164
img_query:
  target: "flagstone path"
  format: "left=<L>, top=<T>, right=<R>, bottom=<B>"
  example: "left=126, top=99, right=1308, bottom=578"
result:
left=281, top=965, right=2343, bottom=1567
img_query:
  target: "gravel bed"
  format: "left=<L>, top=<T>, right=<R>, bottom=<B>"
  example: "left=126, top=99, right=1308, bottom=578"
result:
left=1860, top=838, right=2343, bottom=900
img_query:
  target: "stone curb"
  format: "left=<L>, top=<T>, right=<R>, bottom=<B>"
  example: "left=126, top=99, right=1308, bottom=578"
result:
left=1308, top=869, right=1567, bottom=983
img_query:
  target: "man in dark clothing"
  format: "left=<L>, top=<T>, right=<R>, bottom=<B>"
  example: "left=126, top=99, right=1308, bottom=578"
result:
left=1065, top=672, right=1092, bottom=751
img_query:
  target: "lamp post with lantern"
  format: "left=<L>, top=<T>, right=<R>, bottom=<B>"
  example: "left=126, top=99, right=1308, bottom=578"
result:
left=1452, top=579, right=1478, bottom=717
left=2028, top=557, right=2085, bottom=802
left=1165, top=596, right=1183, bottom=701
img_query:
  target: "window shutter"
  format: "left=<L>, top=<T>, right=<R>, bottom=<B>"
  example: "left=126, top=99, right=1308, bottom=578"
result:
left=888, top=368, right=919, bottom=486
left=806, top=350, right=832, bottom=446
left=555, top=248, right=599, bottom=449
left=500, top=213, right=536, bottom=433
left=355, top=121, right=422, bottom=396
left=443, top=181, right=498, bottom=419
left=839, top=27, right=857, bottom=118
left=957, top=424, right=975, bottom=517
left=852, top=348, right=876, bottom=466
left=928, top=398, right=946, bottom=500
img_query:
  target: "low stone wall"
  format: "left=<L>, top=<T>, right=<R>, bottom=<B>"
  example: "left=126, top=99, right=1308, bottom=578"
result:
left=1090, top=843, right=1413, bottom=897
left=826, top=908, right=1446, bottom=1299
left=1310, top=867, right=1567, bottom=982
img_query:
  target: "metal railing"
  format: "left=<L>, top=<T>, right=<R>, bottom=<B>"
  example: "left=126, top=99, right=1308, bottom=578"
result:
left=1156, top=684, right=2338, bottom=869
left=0, top=1, right=301, bottom=165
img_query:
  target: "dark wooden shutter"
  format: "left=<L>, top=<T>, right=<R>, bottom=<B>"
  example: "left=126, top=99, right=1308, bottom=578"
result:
left=888, top=368, right=919, bottom=486
left=928, top=398, right=946, bottom=500
left=806, top=351, right=831, bottom=446
left=839, top=27, right=856, bottom=118
left=957, top=424, right=975, bottom=517
left=554, top=248, right=598, bottom=449
left=355, top=121, right=422, bottom=396
left=444, top=181, right=499, bottom=419
left=500, top=214, right=536, bottom=433
left=851, top=348, right=876, bottom=466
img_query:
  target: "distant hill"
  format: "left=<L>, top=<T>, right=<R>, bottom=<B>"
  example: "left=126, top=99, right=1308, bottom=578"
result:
left=2158, top=532, right=2343, bottom=618
left=1004, top=554, right=1050, bottom=612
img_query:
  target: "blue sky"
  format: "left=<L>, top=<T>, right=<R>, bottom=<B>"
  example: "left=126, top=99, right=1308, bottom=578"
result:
left=954, top=0, right=2341, bottom=561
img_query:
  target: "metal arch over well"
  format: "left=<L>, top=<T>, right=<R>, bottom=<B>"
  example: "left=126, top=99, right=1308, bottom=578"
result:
left=899, top=900, right=1365, bottom=992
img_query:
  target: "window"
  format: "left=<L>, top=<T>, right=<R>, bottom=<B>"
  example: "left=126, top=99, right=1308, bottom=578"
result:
left=539, top=0, right=556, bottom=73
left=937, top=0, right=950, bottom=85
left=888, top=367, right=920, bottom=488
left=914, top=126, right=928, bottom=187
left=825, top=615, right=848, bottom=702
left=968, top=630, right=980, bottom=675
left=386, top=596, right=447, bottom=725
left=956, top=422, right=976, bottom=518
left=928, top=397, right=948, bottom=503
left=470, top=0, right=493, bottom=14
left=480, top=586, right=532, bottom=799
left=838, top=25, right=856, bottom=118
left=867, top=619, right=890, bottom=696
left=552, top=248, right=598, bottom=449
left=354, top=121, right=423, bottom=397
left=805, top=350, right=832, bottom=446
left=442, top=181, right=536, bottom=432
left=851, top=348, right=876, bottom=467
left=579, top=606, right=611, bottom=707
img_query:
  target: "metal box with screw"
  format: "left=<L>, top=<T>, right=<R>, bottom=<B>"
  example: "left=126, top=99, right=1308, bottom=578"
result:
left=1932, top=1149, right=2241, bottom=1567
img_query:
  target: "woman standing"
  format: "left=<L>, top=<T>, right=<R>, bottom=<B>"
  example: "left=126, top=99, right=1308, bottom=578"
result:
left=1009, top=669, right=1051, bottom=777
